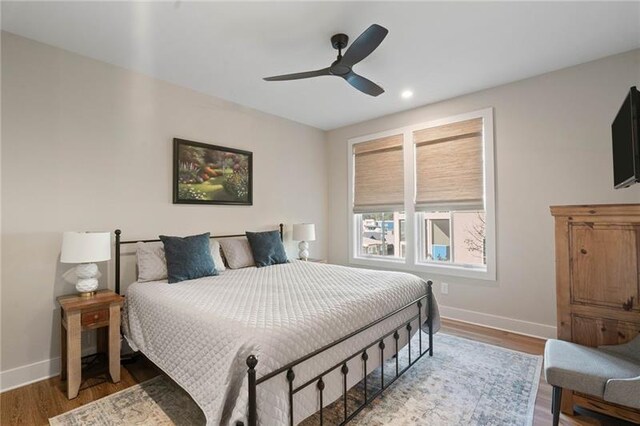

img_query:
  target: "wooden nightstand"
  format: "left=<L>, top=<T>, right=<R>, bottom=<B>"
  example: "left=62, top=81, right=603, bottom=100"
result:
left=57, top=290, right=124, bottom=399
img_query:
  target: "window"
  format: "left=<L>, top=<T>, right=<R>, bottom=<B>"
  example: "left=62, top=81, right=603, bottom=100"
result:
left=419, top=211, right=486, bottom=267
left=352, top=133, right=405, bottom=260
left=349, top=108, right=495, bottom=280
left=413, top=117, right=488, bottom=271
left=357, top=212, right=405, bottom=259
left=424, top=213, right=451, bottom=262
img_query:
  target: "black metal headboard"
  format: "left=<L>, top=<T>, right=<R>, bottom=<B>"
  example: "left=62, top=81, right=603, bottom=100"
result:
left=114, top=224, right=284, bottom=295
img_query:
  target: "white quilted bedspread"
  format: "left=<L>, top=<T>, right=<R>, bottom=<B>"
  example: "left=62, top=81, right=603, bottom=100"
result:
left=123, top=260, right=440, bottom=425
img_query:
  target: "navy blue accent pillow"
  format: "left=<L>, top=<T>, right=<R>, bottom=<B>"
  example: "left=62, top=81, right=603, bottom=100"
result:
left=246, top=230, right=288, bottom=268
left=159, top=233, right=218, bottom=283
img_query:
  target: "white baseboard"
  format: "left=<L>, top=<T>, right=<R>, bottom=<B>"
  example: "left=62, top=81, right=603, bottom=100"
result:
left=439, top=304, right=557, bottom=340
left=0, top=346, right=96, bottom=393
left=0, top=357, right=61, bottom=393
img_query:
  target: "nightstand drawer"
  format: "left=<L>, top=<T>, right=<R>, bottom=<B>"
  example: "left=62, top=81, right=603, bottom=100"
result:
left=81, top=309, right=108, bottom=327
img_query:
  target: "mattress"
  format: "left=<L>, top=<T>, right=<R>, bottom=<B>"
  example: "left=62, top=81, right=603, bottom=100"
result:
left=123, top=260, right=440, bottom=425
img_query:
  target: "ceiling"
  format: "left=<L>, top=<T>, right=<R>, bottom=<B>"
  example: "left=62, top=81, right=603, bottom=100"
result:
left=2, top=2, right=640, bottom=130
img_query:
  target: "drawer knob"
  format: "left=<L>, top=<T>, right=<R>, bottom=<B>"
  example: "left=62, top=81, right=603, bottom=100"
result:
left=623, top=296, right=634, bottom=311
left=580, top=248, right=587, bottom=255
left=94, top=314, right=99, bottom=320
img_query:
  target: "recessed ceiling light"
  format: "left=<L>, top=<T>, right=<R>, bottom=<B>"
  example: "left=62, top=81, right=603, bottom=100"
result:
left=401, top=90, right=414, bottom=99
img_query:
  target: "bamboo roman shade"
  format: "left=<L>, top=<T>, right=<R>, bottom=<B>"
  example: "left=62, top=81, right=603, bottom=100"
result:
left=414, top=118, right=484, bottom=211
left=353, top=134, right=404, bottom=213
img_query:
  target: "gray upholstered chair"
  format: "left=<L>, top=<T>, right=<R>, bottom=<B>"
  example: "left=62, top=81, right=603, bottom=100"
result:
left=544, top=336, right=640, bottom=425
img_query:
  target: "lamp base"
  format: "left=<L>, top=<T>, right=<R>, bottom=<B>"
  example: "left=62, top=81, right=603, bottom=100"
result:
left=78, top=291, right=96, bottom=298
left=75, top=263, right=99, bottom=296
left=298, top=241, right=309, bottom=261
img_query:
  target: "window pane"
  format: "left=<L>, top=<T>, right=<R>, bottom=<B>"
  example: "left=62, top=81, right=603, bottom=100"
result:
left=454, top=211, right=486, bottom=266
left=359, top=212, right=405, bottom=258
left=422, top=211, right=485, bottom=267
left=429, top=219, right=451, bottom=261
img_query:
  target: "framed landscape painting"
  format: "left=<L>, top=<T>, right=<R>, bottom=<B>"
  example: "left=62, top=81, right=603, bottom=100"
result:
left=173, top=138, right=253, bottom=205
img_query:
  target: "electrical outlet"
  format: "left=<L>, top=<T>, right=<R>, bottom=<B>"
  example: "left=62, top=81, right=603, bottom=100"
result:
left=441, top=282, right=449, bottom=295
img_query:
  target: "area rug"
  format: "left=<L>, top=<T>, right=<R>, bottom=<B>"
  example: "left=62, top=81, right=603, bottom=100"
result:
left=49, top=333, right=542, bottom=426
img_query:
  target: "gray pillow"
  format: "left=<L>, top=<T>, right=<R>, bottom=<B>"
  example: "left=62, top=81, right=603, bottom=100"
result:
left=159, top=233, right=217, bottom=283
left=136, top=241, right=167, bottom=282
left=246, top=230, right=288, bottom=267
left=219, top=238, right=255, bottom=269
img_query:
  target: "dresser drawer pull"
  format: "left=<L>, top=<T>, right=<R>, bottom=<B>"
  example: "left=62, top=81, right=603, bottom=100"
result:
left=622, top=296, right=634, bottom=311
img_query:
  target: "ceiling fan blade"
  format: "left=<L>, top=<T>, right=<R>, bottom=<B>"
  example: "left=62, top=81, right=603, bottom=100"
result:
left=341, top=24, right=388, bottom=67
left=343, top=71, right=384, bottom=97
left=264, top=68, right=331, bottom=81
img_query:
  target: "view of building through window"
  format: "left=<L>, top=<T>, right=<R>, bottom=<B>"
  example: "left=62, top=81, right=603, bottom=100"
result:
left=422, top=211, right=486, bottom=266
left=357, top=211, right=486, bottom=266
left=359, top=212, right=405, bottom=258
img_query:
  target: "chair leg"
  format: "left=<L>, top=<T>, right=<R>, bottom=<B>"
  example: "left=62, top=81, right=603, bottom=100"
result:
left=552, top=386, right=562, bottom=426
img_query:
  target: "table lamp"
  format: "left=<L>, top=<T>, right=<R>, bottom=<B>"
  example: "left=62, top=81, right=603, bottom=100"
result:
left=61, top=231, right=111, bottom=297
left=292, top=223, right=316, bottom=261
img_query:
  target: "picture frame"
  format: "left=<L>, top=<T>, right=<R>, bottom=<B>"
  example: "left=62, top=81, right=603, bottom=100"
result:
left=173, top=138, right=253, bottom=205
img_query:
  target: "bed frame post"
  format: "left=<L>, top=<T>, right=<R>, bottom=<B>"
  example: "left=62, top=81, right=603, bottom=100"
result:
left=279, top=223, right=284, bottom=242
left=427, top=280, right=433, bottom=356
left=246, top=355, right=258, bottom=426
left=115, top=229, right=121, bottom=295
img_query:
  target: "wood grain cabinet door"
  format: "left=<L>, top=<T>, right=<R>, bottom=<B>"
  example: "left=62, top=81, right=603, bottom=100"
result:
left=570, top=224, right=639, bottom=312
left=572, top=315, right=640, bottom=346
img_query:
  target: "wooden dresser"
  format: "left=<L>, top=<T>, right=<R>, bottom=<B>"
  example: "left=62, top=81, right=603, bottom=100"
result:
left=551, top=204, right=640, bottom=422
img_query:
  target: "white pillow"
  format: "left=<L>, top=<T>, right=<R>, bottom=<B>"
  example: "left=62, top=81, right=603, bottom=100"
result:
left=210, top=239, right=226, bottom=272
left=136, top=238, right=226, bottom=282
left=136, top=241, right=167, bottom=282
left=219, top=238, right=255, bottom=269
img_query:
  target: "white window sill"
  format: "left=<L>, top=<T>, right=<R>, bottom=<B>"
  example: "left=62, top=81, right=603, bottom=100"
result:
left=350, top=256, right=496, bottom=281
left=351, top=256, right=406, bottom=268
left=413, top=261, right=494, bottom=281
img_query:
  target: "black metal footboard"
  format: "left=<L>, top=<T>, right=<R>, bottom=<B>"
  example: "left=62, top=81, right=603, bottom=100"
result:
left=240, top=280, right=434, bottom=426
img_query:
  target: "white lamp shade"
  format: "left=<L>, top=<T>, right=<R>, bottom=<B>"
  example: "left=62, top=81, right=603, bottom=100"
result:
left=292, top=223, right=316, bottom=242
left=61, top=232, right=111, bottom=263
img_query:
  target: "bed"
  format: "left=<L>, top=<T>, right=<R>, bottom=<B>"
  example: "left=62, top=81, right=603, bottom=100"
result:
left=116, top=228, right=440, bottom=426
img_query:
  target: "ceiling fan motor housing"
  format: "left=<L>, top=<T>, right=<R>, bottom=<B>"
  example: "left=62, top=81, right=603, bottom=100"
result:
left=331, top=33, right=349, bottom=50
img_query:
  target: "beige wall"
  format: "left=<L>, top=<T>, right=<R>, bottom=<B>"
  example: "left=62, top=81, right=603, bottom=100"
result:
left=0, top=32, right=328, bottom=385
left=327, top=49, right=640, bottom=336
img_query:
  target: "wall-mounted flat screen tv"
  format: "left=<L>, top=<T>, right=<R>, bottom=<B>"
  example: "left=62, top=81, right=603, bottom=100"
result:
left=612, top=86, right=640, bottom=188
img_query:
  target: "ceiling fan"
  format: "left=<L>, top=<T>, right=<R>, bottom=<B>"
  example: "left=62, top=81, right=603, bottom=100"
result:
left=263, top=24, right=389, bottom=97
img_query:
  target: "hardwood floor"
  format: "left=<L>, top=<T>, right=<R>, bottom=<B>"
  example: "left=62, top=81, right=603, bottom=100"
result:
left=0, top=357, right=162, bottom=425
left=0, top=319, right=625, bottom=425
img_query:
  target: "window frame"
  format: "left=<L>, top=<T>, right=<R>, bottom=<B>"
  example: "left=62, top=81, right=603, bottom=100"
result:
left=347, top=108, right=496, bottom=281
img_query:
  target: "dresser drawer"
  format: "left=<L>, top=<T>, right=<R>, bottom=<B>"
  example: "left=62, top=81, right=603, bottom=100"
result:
left=81, top=309, right=109, bottom=327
